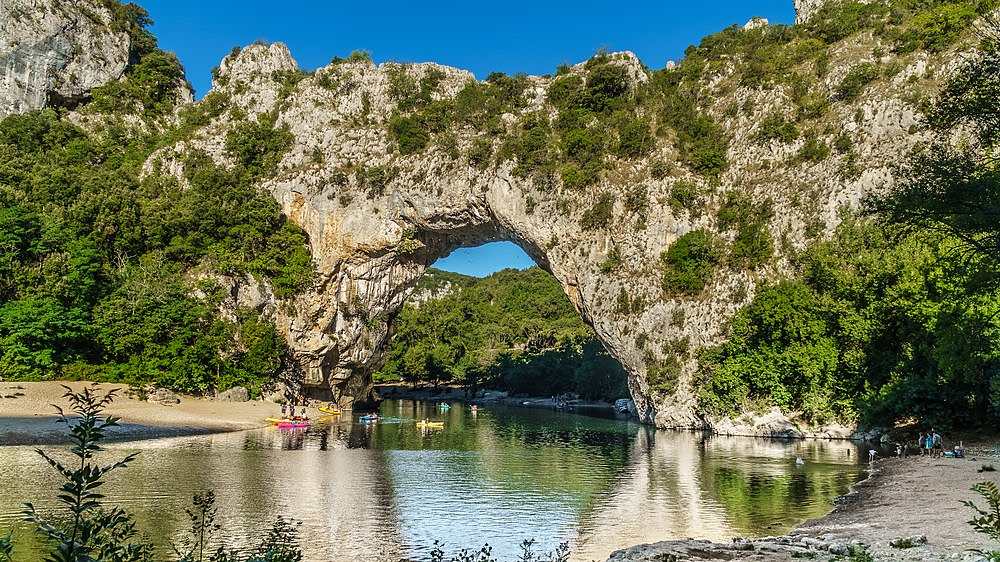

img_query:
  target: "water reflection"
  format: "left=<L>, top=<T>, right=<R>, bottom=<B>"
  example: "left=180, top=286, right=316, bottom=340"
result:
left=572, top=431, right=864, bottom=561
left=0, top=401, right=869, bottom=562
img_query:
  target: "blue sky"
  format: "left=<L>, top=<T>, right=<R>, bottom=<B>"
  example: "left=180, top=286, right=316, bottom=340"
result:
left=140, top=0, right=795, bottom=276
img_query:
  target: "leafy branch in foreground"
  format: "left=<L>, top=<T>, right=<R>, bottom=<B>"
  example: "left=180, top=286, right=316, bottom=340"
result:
left=964, top=481, right=1000, bottom=561
left=429, top=538, right=570, bottom=562
left=0, top=530, right=12, bottom=562
left=22, top=384, right=153, bottom=562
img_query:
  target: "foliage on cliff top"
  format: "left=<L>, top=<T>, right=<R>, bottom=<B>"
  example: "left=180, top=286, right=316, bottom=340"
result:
left=88, top=1, right=191, bottom=119
left=376, top=267, right=628, bottom=401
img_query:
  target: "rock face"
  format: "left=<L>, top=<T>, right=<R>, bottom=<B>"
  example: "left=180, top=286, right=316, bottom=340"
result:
left=0, top=1, right=964, bottom=431
left=794, top=0, right=828, bottom=23
left=140, top=34, right=945, bottom=425
left=0, top=0, right=130, bottom=118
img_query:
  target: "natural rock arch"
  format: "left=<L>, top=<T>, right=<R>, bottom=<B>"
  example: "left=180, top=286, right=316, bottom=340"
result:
left=147, top=40, right=926, bottom=428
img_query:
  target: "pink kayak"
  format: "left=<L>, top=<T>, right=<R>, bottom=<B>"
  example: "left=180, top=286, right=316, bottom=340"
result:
left=276, top=421, right=310, bottom=429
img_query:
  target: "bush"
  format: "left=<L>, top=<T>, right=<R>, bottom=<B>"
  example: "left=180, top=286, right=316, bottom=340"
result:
left=755, top=113, right=799, bottom=144
left=834, top=63, right=880, bottom=101
left=617, top=117, right=654, bottom=158
left=584, top=60, right=630, bottom=112
left=388, top=114, right=430, bottom=154
left=796, top=136, right=831, bottom=163
left=224, top=113, right=294, bottom=179
left=896, top=3, right=979, bottom=53
left=467, top=138, right=493, bottom=170
left=580, top=192, right=615, bottom=230
left=668, top=180, right=702, bottom=214
left=661, top=230, right=721, bottom=295
left=730, top=220, right=774, bottom=269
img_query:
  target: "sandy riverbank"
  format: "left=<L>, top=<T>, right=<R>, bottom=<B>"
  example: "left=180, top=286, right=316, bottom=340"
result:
left=0, top=381, right=295, bottom=445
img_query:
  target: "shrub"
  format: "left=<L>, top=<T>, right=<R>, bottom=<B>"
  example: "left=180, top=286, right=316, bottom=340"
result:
left=834, top=63, right=880, bottom=101
left=650, top=160, right=671, bottom=179
left=964, top=481, right=1000, bottom=547
left=645, top=351, right=682, bottom=395
left=22, top=386, right=152, bottom=562
left=580, top=192, right=615, bottom=230
left=796, top=136, right=831, bottom=163
left=467, top=138, right=493, bottom=170
left=584, top=61, right=630, bottom=112
left=730, top=220, right=774, bottom=269
left=224, top=113, right=294, bottom=180
left=356, top=166, right=395, bottom=198
left=617, top=117, right=654, bottom=158
left=896, top=3, right=978, bottom=53
left=755, top=113, right=799, bottom=144
left=802, top=1, right=889, bottom=44
left=668, top=180, right=702, bottom=214
left=661, top=230, right=721, bottom=295
left=388, top=114, right=430, bottom=154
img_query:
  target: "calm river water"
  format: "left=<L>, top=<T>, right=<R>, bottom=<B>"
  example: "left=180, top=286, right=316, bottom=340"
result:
left=0, top=400, right=869, bottom=561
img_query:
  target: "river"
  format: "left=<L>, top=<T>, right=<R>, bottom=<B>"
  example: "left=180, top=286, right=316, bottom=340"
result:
left=0, top=399, right=870, bottom=561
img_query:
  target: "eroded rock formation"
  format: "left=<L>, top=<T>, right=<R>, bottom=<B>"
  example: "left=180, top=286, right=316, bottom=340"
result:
left=142, top=35, right=946, bottom=427
left=1, top=0, right=967, bottom=430
left=0, top=0, right=131, bottom=118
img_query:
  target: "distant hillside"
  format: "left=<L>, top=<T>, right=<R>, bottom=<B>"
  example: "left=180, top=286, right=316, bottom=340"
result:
left=377, top=266, right=629, bottom=401
left=408, top=267, right=476, bottom=305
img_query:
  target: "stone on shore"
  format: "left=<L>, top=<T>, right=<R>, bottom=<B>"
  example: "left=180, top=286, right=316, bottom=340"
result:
left=218, top=386, right=250, bottom=402
left=146, top=388, right=180, bottom=405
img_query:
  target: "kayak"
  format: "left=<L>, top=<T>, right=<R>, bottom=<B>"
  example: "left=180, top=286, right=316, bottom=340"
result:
left=359, top=415, right=379, bottom=423
left=318, top=407, right=342, bottom=415
left=438, top=404, right=450, bottom=409
left=417, top=421, right=444, bottom=428
left=276, top=421, right=310, bottom=429
left=266, top=417, right=309, bottom=425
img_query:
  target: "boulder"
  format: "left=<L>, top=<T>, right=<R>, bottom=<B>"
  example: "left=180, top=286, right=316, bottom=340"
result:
left=146, top=388, right=180, bottom=405
left=218, top=386, right=250, bottom=402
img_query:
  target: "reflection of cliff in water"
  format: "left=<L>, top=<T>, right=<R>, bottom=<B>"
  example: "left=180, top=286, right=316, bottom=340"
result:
left=571, top=430, right=866, bottom=561
left=0, top=427, right=404, bottom=562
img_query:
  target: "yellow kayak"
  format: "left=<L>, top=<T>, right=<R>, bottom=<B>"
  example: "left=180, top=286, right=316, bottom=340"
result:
left=265, top=417, right=285, bottom=424
left=318, top=407, right=342, bottom=415
left=417, top=421, right=444, bottom=428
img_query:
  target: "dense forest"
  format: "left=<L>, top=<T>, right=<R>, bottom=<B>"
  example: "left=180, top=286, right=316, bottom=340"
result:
left=0, top=3, right=313, bottom=396
left=375, top=267, right=630, bottom=401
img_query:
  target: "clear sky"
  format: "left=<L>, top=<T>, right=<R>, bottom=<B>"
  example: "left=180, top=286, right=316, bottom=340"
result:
left=139, top=0, right=795, bottom=276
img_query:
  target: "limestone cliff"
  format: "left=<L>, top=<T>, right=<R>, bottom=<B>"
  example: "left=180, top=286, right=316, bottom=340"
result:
left=0, top=0, right=130, bottom=118
left=141, top=23, right=961, bottom=427
left=0, top=0, right=978, bottom=430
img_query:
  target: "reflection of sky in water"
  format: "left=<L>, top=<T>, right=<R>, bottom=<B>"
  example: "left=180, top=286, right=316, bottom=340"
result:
left=0, top=401, right=869, bottom=562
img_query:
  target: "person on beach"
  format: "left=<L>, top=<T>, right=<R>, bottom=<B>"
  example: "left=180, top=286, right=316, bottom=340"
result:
left=281, top=403, right=287, bottom=417
left=868, top=449, right=878, bottom=463
left=917, top=433, right=924, bottom=456
left=925, top=433, right=933, bottom=456
left=895, top=443, right=903, bottom=459
left=932, top=429, right=942, bottom=458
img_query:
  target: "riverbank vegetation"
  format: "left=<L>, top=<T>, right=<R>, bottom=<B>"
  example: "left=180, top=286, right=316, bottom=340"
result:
left=375, top=267, right=629, bottom=402
left=697, top=26, right=1000, bottom=431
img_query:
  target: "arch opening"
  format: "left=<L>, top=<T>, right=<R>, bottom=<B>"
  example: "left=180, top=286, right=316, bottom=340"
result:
left=371, top=241, right=631, bottom=408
